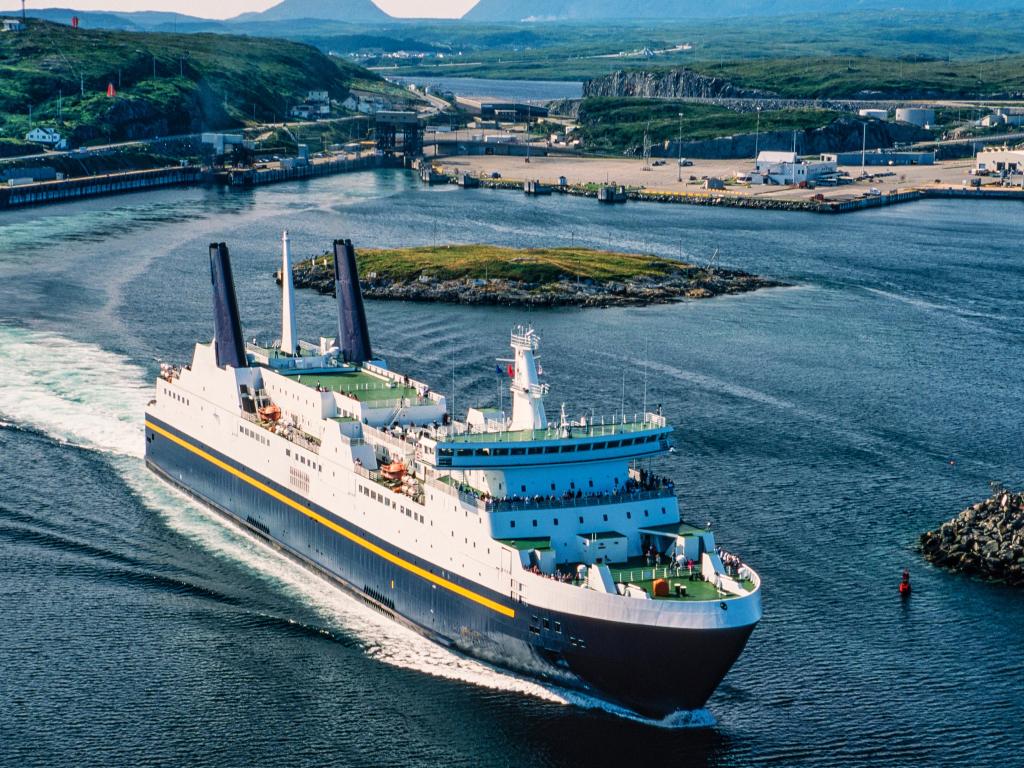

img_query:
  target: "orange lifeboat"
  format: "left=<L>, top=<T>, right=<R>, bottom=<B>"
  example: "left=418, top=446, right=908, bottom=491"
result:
left=380, top=462, right=407, bottom=482
left=258, top=404, right=281, bottom=422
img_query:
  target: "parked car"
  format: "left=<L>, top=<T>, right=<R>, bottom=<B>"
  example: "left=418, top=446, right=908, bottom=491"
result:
left=679, top=158, right=693, bottom=166
left=490, top=171, right=502, bottom=179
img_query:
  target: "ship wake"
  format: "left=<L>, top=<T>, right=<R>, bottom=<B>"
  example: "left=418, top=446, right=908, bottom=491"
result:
left=0, top=324, right=715, bottom=729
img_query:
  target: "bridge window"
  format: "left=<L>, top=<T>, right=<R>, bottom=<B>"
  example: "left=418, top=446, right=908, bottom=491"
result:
left=528, top=447, right=543, bottom=455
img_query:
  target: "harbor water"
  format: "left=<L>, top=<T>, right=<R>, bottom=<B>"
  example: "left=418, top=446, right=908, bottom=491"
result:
left=1, top=169, right=1022, bottom=767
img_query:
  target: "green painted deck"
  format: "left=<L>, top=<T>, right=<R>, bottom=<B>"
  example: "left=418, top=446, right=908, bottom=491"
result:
left=604, top=557, right=753, bottom=602
left=286, top=370, right=419, bottom=403
left=497, top=537, right=552, bottom=551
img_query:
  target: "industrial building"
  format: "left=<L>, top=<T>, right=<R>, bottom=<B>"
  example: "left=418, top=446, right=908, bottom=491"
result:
left=858, top=108, right=888, bottom=121
left=895, top=107, right=935, bottom=128
left=752, top=151, right=837, bottom=185
left=974, top=147, right=1024, bottom=174
left=823, top=150, right=934, bottom=166
left=479, top=103, right=549, bottom=122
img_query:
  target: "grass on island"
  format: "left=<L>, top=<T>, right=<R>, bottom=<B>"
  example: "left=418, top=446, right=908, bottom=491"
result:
left=299, top=244, right=690, bottom=285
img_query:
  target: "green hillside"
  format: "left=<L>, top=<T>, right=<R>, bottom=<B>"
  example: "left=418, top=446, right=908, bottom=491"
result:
left=0, top=19, right=392, bottom=147
left=575, top=98, right=839, bottom=155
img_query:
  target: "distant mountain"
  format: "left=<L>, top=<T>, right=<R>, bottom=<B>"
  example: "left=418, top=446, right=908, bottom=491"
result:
left=0, top=6, right=211, bottom=29
left=231, top=0, right=391, bottom=23
left=463, top=0, right=1020, bottom=21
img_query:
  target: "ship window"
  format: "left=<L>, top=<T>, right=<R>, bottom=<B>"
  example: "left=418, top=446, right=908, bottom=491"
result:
left=593, top=442, right=606, bottom=450
left=456, top=449, right=472, bottom=457
left=550, top=483, right=556, bottom=491
left=607, top=440, right=621, bottom=448
left=511, top=448, right=525, bottom=455
left=554, top=621, right=561, bottom=633
left=621, top=438, right=634, bottom=446
left=528, top=447, right=543, bottom=455
left=589, top=480, right=594, bottom=487
left=603, top=514, right=608, bottom=522
left=521, top=485, right=526, bottom=493
left=577, top=443, right=591, bottom=451
left=560, top=445, right=574, bottom=453
left=644, top=510, right=649, bottom=517
left=544, top=446, right=558, bottom=454
left=578, top=516, right=584, bottom=524
left=543, top=618, right=550, bottom=629
left=510, top=520, right=516, bottom=528
left=532, top=520, right=537, bottom=527
left=570, top=482, right=575, bottom=489
left=626, top=511, right=632, bottom=519
left=493, top=448, right=508, bottom=456
left=475, top=448, right=488, bottom=456
left=553, top=518, right=559, bottom=526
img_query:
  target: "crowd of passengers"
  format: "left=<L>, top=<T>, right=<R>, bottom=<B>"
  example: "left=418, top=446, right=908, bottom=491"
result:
left=456, top=470, right=675, bottom=507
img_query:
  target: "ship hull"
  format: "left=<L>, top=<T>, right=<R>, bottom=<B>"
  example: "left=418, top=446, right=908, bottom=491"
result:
left=144, top=415, right=755, bottom=718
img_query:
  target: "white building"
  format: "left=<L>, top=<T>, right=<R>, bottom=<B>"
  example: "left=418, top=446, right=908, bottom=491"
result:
left=975, top=147, right=1024, bottom=174
left=2, top=18, right=25, bottom=32
left=752, top=151, right=837, bottom=185
left=858, top=108, right=888, bottom=121
left=25, top=127, right=66, bottom=149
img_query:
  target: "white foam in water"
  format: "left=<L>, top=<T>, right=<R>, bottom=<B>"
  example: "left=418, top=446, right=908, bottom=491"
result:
left=0, top=324, right=713, bottom=728
left=0, top=325, right=148, bottom=458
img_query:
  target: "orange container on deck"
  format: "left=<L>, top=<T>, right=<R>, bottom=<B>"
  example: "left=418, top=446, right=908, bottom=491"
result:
left=652, top=578, right=669, bottom=597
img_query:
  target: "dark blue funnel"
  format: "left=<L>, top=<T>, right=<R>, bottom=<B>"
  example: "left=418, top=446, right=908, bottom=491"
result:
left=333, top=239, right=373, bottom=364
left=209, top=242, right=247, bottom=369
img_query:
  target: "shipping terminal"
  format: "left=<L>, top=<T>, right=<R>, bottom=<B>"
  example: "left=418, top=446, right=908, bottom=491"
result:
left=143, top=232, right=762, bottom=718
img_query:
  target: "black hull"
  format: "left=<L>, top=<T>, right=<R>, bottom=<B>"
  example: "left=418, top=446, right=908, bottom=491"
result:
left=144, top=415, right=755, bottom=718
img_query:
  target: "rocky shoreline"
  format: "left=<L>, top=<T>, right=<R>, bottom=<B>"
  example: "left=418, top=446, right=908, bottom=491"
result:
left=287, top=262, right=783, bottom=308
left=920, top=488, right=1024, bottom=586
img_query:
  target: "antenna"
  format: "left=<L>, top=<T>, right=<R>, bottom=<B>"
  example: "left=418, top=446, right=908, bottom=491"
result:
left=642, top=336, right=649, bottom=418
left=620, top=369, right=626, bottom=423
left=451, top=340, right=456, bottom=425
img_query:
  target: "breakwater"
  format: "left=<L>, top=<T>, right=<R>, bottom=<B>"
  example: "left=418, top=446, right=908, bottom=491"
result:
left=437, top=174, right=1024, bottom=214
left=0, top=166, right=200, bottom=210
left=221, top=155, right=400, bottom=188
left=920, top=488, right=1024, bottom=586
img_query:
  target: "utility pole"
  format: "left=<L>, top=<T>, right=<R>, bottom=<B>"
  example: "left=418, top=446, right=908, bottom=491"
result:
left=754, top=106, right=761, bottom=162
left=57, top=90, right=61, bottom=122
left=80, top=73, right=84, bottom=97
left=677, top=111, right=683, bottom=182
left=28, top=103, right=32, bottom=131
left=21, top=0, right=25, bottom=20
left=861, top=121, right=867, bottom=173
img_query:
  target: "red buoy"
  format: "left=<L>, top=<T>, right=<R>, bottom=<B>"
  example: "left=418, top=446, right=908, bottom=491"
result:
left=899, top=569, right=912, bottom=597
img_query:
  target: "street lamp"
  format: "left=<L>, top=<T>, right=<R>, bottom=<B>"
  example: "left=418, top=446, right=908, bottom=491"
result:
left=677, top=111, right=683, bottom=182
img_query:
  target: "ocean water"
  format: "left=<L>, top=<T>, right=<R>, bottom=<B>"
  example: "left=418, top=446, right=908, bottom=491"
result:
left=1, top=170, right=1023, bottom=767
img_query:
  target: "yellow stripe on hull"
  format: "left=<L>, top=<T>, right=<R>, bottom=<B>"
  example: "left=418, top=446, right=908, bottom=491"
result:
left=145, top=419, right=515, bottom=619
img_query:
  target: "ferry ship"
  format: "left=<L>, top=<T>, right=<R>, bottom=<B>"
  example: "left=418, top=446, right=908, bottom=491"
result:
left=144, top=233, right=762, bottom=718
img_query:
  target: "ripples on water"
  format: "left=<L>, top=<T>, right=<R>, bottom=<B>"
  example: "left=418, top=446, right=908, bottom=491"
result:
left=1, top=170, right=1023, bottom=767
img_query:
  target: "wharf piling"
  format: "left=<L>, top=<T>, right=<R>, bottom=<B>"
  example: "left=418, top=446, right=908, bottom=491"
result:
left=0, top=166, right=200, bottom=209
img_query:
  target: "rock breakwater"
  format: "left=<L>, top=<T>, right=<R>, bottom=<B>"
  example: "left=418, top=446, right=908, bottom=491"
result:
left=920, top=488, right=1024, bottom=586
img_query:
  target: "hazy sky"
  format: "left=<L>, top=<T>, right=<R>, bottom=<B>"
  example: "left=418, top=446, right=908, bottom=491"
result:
left=20, top=0, right=477, bottom=18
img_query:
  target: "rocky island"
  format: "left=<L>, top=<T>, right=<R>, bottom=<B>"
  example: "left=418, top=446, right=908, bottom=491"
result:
left=285, top=244, right=782, bottom=308
left=920, top=487, right=1024, bottom=587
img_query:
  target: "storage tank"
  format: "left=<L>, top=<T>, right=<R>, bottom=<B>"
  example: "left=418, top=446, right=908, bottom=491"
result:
left=895, top=108, right=935, bottom=127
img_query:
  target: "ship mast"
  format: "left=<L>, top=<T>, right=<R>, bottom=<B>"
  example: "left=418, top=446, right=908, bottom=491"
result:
left=280, top=230, right=297, bottom=356
left=509, top=325, right=548, bottom=431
